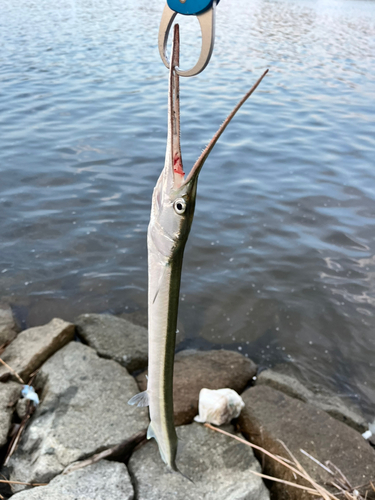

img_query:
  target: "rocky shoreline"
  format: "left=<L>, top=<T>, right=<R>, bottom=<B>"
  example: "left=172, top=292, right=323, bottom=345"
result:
left=0, top=304, right=374, bottom=499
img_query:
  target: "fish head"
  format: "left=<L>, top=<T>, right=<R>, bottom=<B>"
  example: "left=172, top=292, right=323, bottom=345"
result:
left=149, top=152, right=198, bottom=260
left=149, top=24, right=268, bottom=262
left=149, top=23, right=200, bottom=259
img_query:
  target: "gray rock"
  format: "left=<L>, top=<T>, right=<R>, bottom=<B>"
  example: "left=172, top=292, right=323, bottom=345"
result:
left=0, top=382, right=22, bottom=448
left=256, top=369, right=312, bottom=402
left=10, top=460, right=134, bottom=500
left=76, top=313, right=148, bottom=373
left=119, top=310, right=148, bottom=329
left=0, top=318, right=75, bottom=382
left=257, top=368, right=368, bottom=433
left=7, top=342, right=148, bottom=490
left=128, top=422, right=270, bottom=500
left=316, top=396, right=369, bottom=434
left=238, top=385, right=375, bottom=500
left=136, top=349, right=257, bottom=426
left=0, top=302, right=18, bottom=346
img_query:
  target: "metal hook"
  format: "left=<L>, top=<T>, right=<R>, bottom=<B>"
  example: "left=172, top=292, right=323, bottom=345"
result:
left=158, top=1, right=216, bottom=77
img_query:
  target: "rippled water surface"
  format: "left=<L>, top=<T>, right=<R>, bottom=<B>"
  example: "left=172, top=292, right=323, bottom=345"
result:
left=1, top=0, right=374, bottom=415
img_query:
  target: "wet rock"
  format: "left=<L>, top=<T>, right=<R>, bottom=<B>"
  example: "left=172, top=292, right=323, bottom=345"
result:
left=238, top=385, right=375, bottom=500
left=0, top=382, right=22, bottom=448
left=257, top=368, right=368, bottom=432
left=119, top=310, right=148, bottom=329
left=256, top=368, right=312, bottom=401
left=316, top=396, right=369, bottom=434
left=10, top=460, right=134, bottom=500
left=0, top=318, right=75, bottom=382
left=7, top=342, right=148, bottom=490
left=136, top=349, right=257, bottom=426
left=76, top=313, right=148, bottom=373
left=128, top=422, right=270, bottom=500
left=0, top=303, right=18, bottom=346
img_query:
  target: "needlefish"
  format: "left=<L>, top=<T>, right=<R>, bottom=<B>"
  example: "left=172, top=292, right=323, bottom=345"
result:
left=129, top=25, right=268, bottom=474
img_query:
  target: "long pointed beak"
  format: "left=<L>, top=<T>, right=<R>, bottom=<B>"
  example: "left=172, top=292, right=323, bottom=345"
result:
left=183, top=68, right=269, bottom=188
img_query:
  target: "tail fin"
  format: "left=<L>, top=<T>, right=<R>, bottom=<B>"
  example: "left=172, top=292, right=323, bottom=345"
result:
left=170, top=466, right=195, bottom=484
left=147, top=420, right=193, bottom=483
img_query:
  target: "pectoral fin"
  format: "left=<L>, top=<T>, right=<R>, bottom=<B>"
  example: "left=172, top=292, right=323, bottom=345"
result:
left=128, top=391, right=149, bottom=407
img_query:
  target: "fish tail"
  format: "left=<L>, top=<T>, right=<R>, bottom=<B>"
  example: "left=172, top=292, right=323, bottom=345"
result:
left=147, top=421, right=156, bottom=440
left=147, top=422, right=168, bottom=463
left=170, top=465, right=194, bottom=484
left=147, top=423, right=192, bottom=482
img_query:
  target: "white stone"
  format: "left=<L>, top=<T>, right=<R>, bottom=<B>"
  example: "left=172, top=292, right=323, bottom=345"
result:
left=194, top=388, right=245, bottom=425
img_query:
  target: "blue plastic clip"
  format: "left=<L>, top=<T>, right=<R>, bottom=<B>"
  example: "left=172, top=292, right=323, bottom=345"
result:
left=159, top=0, right=220, bottom=76
left=167, top=0, right=220, bottom=16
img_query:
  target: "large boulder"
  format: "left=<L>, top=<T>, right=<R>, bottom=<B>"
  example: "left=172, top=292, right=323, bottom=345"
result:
left=128, top=422, right=270, bottom=500
left=136, top=349, right=257, bottom=425
left=9, top=460, right=134, bottom=500
left=0, top=382, right=22, bottom=448
left=257, top=368, right=368, bottom=433
left=0, top=302, right=18, bottom=346
left=6, top=342, right=148, bottom=490
left=0, top=318, right=75, bottom=382
left=238, top=385, right=375, bottom=500
left=75, top=313, right=148, bottom=373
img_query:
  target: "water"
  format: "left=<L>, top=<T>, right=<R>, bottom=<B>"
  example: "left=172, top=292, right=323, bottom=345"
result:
left=1, top=0, right=374, bottom=417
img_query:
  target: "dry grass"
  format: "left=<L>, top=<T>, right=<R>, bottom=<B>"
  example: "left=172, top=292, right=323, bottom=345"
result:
left=0, top=358, right=24, bottom=385
left=205, top=423, right=372, bottom=500
left=0, top=479, right=47, bottom=487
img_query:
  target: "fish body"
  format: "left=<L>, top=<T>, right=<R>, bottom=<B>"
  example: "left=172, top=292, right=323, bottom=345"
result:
left=129, top=25, right=268, bottom=472
left=146, top=168, right=195, bottom=470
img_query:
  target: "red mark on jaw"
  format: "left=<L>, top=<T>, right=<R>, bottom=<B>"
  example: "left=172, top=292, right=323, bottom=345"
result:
left=173, top=154, right=185, bottom=176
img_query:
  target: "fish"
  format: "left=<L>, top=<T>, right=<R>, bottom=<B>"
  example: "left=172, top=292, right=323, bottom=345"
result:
left=129, top=24, right=268, bottom=473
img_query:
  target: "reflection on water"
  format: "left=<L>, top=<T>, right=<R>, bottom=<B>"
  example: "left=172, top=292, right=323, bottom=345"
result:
left=1, top=0, right=374, bottom=416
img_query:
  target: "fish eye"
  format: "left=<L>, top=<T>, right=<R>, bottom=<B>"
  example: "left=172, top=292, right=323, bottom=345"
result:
left=173, top=198, right=186, bottom=215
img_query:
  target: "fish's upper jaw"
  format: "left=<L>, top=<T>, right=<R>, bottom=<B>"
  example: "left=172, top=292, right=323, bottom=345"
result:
left=168, top=24, right=185, bottom=192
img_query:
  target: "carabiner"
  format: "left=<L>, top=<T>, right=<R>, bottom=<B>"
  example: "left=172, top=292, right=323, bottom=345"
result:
left=158, top=0, right=218, bottom=77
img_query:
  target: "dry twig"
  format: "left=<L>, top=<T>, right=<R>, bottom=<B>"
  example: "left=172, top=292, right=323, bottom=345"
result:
left=245, top=468, right=322, bottom=496
left=0, top=358, right=24, bottom=384
left=278, top=440, right=332, bottom=500
left=3, top=401, right=34, bottom=466
left=0, top=344, right=6, bottom=357
left=0, top=479, right=47, bottom=487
